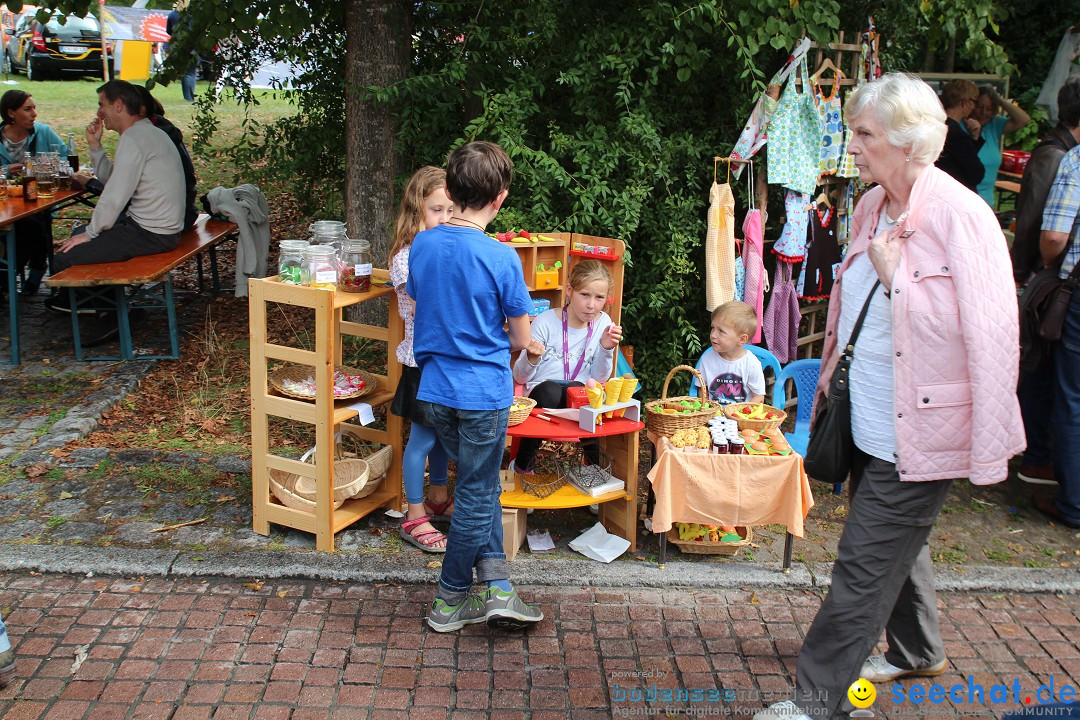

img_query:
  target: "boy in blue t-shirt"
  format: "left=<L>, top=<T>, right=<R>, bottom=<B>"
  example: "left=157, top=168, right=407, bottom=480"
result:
left=407, top=141, right=542, bottom=632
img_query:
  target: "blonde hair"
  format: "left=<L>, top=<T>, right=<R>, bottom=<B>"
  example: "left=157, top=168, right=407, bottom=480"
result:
left=711, top=301, right=758, bottom=339
left=567, top=260, right=613, bottom=297
left=388, top=166, right=446, bottom=264
left=845, top=73, right=947, bottom=166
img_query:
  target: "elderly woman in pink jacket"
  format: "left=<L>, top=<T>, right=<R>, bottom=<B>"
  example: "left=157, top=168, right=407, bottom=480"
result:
left=756, top=73, right=1025, bottom=720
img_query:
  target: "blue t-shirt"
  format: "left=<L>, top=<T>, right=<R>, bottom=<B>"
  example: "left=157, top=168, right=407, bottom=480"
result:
left=406, top=224, right=533, bottom=410
left=972, top=115, right=1007, bottom=206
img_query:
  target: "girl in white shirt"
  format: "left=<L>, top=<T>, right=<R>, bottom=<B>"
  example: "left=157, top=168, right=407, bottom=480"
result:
left=511, top=260, right=623, bottom=471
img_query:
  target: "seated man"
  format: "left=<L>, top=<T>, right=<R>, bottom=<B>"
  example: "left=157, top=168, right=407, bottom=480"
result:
left=47, top=79, right=185, bottom=300
left=137, top=86, right=198, bottom=231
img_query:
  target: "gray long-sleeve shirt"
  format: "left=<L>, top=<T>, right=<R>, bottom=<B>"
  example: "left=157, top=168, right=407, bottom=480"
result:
left=88, top=118, right=185, bottom=239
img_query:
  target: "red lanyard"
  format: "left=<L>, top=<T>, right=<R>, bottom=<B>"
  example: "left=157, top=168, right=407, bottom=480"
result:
left=562, top=305, right=594, bottom=381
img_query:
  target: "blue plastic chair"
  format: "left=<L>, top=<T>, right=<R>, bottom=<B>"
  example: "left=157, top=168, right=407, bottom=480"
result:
left=771, top=359, right=837, bottom=492
left=689, top=345, right=782, bottom=398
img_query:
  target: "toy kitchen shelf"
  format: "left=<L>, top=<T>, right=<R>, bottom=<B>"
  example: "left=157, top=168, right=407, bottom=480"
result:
left=248, top=271, right=404, bottom=552
left=504, top=410, right=642, bottom=551
left=505, top=233, right=626, bottom=326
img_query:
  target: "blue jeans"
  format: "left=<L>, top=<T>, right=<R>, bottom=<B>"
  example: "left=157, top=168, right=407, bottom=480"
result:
left=402, top=421, right=450, bottom=506
left=417, top=401, right=509, bottom=603
left=1018, top=355, right=1055, bottom=466
left=1053, top=291, right=1080, bottom=523
left=0, top=610, right=9, bottom=653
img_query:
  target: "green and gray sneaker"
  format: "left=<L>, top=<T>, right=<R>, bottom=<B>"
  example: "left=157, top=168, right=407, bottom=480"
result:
left=425, top=593, right=487, bottom=633
left=0, top=647, right=15, bottom=689
left=481, top=586, right=544, bottom=630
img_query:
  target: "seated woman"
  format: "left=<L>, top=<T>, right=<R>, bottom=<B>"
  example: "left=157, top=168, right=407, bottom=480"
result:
left=511, top=260, right=622, bottom=472
left=0, top=90, right=72, bottom=297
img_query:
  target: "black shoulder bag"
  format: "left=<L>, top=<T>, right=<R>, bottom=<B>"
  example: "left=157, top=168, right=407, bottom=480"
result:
left=803, top=280, right=881, bottom=485
left=1019, top=262, right=1080, bottom=375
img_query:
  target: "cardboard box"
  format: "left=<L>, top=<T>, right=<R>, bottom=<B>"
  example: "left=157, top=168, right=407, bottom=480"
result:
left=502, top=507, right=527, bottom=561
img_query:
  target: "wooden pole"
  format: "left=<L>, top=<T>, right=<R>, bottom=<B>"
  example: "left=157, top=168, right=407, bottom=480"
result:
left=97, top=0, right=109, bottom=80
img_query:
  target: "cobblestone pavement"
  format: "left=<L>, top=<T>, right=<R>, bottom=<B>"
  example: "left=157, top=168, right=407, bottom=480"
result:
left=1, top=572, right=1078, bottom=719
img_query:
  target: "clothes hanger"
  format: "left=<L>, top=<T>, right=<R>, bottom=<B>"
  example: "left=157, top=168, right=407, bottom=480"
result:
left=811, top=58, right=844, bottom=84
left=815, top=189, right=833, bottom=208
left=714, top=156, right=733, bottom=185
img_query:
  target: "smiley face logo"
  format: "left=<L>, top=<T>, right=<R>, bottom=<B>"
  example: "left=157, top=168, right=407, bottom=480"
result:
left=848, top=678, right=876, bottom=709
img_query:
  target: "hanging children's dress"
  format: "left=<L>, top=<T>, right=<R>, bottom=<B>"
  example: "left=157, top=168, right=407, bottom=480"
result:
left=731, top=38, right=812, bottom=173
left=763, top=261, right=800, bottom=364
left=797, top=203, right=843, bottom=301
left=772, top=189, right=811, bottom=262
left=816, top=79, right=845, bottom=177
left=704, top=180, right=736, bottom=311
left=742, top=209, right=766, bottom=344
left=767, top=58, right=825, bottom=196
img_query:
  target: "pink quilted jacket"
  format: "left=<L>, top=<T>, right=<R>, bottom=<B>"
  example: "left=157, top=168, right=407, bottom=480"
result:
left=816, top=166, right=1026, bottom=485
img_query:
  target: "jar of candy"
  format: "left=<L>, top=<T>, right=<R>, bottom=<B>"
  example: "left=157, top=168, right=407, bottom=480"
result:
left=339, top=239, right=372, bottom=293
left=277, top=240, right=308, bottom=285
left=302, top=245, right=338, bottom=288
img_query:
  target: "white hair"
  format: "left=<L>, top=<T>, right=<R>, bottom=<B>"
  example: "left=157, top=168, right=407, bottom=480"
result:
left=845, top=73, right=947, bottom=165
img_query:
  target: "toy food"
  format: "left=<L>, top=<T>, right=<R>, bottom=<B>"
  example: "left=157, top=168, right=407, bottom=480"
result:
left=585, top=384, right=604, bottom=410
left=741, top=429, right=760, bottom=440
left=616, top=375, right=637, bottom=416
left=762, top=428, right=784, bottom=440
left=747, top=440, right=770, bottom=454
left=603, top=378, right=623, bottom=417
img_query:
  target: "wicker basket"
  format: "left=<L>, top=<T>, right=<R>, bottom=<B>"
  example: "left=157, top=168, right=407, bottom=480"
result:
left=518, top=450, right=570, bottom=498
left=667, top=526, right=752, bottom=555
left=645, top=365, right=719, bottom=437
left=268, top=433, right=380, bottom=512
left=337, top=431, right=392, bottom=481
left=722, top=403, right=787, bottom=432
left=269, top=364, right=379, bottom=402
left=508, top=396, right=537, bottom=426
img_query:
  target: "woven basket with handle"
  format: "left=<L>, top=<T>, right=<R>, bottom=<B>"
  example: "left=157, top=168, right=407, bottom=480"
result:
left=268, top=432, right=379, bottom=512
left=645, top=365, right=719, bottom=437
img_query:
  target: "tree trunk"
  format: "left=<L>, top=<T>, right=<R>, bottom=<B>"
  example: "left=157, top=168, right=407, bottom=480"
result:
left=344, top=0, right=409, bottom=325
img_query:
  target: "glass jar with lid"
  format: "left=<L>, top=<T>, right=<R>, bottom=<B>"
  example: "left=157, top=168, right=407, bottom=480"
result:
left=278, top=240, right=308, bottom=285
left=339, top=239, right=372, bottom=292
left=302, top=245, right=338, bottom=288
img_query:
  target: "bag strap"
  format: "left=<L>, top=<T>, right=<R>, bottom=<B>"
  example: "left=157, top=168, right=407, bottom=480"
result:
left=842, top=280, right=882, bottom=357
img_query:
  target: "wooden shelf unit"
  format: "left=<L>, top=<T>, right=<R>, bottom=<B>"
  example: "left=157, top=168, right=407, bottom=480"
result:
left=249, top=271, right=404, bottom=552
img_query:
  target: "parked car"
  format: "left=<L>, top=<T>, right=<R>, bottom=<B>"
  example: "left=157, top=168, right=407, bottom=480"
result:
left=6, top=11, right=112, bottom=80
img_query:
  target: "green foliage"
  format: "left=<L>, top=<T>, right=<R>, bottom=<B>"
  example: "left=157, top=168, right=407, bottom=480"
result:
left=918, top=0, right=1015, bottom=75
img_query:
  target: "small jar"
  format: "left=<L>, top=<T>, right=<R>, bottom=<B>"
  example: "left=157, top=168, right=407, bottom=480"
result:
left=728, top=437, right=746, bottom=455
left=277, top=240, right=308, bottom=285
left=302, top=245, right=338, bottom=288
left=339, top=239, right=372, bottom=292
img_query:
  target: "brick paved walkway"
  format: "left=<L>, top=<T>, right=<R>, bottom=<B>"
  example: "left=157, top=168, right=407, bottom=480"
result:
left=1, top=573, right=1078, bottom=719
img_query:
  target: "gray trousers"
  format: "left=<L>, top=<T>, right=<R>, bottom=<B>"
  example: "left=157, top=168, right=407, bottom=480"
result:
left=795, top=450, right=953, bottom=719
left=52, top=215, right=179, bottom=273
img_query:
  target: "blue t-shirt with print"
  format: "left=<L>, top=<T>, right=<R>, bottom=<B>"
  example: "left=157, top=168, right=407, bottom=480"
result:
left=406, top=223, right=533, bottom=410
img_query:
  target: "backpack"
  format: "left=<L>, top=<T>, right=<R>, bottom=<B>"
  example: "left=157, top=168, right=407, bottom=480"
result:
left=1018, top=263, right=1080, bottom=375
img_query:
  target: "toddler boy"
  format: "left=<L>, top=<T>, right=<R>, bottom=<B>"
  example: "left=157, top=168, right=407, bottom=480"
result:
left=695, top=301, right=766, bottom=406
left=407, top=141, right=542, bottom=632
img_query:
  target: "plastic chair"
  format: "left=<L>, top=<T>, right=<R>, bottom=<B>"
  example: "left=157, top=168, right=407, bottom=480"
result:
left=771, top=359, right=837, bottom=492
left=689, top=345, right=782, bottom=398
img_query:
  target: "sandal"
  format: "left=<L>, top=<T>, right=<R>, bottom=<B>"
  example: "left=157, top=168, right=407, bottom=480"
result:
left=399, top=516, right=447, bottom=553
left=423, top=497, right=455, bottom=523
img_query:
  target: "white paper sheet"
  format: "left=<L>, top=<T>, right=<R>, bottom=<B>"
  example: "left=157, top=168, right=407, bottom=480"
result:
left=538, top=407, right=580, bottom=421
left=347, top=402, right=376, bottom=425
left=568, top=522, right=630, bottom=563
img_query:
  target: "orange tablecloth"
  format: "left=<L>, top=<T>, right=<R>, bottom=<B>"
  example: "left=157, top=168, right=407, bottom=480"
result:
left=647, top=435, right=814, bottom=537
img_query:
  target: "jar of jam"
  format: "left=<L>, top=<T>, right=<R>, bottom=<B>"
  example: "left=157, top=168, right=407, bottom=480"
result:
left=302, top=245, right=338, bottom=288
left=278, top=240, right=308, bottom=285
left=339, top=239, right=372, bottom=293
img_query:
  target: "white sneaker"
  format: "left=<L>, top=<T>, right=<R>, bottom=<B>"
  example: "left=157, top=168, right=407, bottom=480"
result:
left=753, top=701, right=811, bottom=720
left=860, top=654, right=948, bottom=683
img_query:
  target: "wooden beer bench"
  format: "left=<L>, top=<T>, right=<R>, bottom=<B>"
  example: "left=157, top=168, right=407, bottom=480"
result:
left=44, top=215, right=239, bottom=361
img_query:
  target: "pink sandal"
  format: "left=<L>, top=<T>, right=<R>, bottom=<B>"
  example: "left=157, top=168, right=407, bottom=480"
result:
left=423, top=497, right=454, bottom=522
left=399, top=516, right=446, bottom=553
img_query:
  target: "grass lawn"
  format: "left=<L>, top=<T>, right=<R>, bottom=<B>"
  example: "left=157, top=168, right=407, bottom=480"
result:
left=2, top=75, right=297, bottom=192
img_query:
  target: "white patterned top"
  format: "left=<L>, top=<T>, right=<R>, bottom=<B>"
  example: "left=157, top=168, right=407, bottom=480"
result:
left=390, top=245, right=416, bottom=368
